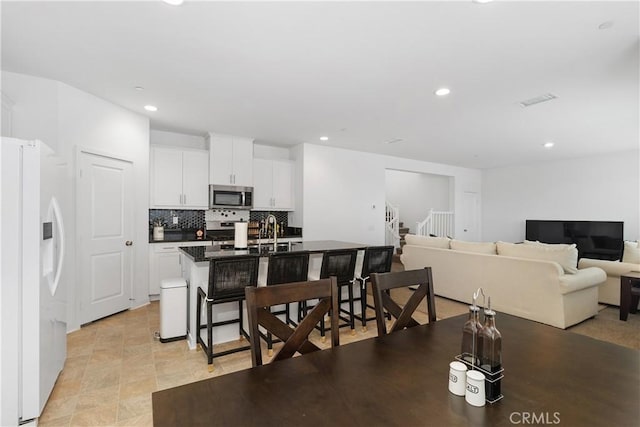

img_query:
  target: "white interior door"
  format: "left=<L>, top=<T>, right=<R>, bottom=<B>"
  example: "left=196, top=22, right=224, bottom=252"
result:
left=78, top=151, right=133, bottom=324
left=461, top=191, right=480, bottom=241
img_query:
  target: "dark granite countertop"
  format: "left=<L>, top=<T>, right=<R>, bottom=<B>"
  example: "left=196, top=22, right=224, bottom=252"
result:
left=149, top=229, right=211, bottom=244
left=179, top=240, right=368, bottom=262
left=150, top=228, right=303, bottom=244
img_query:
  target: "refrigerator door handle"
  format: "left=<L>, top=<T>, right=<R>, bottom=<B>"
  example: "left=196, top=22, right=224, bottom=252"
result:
left=48, top=196, right=65, bottom=297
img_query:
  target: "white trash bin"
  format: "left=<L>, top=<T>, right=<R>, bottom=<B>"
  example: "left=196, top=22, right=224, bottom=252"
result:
left=160, top=278, right=187, bottom=343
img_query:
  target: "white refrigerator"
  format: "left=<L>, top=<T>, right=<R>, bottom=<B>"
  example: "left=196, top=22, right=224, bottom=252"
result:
left=1, top=138, right=69, bottom=425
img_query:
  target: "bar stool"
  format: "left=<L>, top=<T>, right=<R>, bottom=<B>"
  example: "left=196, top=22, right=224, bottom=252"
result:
left=353, top=246, right=395, bottom=331
left=263, top=251, right=310, bottom=355
left=303, top=249, right=358, bottom=340
left=196, top=255, right=259, bottom=371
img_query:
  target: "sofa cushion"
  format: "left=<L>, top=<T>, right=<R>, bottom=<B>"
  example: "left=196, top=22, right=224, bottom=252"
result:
left=524, top=240, right=574, bottom=249
left=404, top=234, right=451, bottom=249
left=450, top=239, right=497, bottom=255
left=497, top=241, right=578, bottom=274
left=622, top=241, right=640, bottom=264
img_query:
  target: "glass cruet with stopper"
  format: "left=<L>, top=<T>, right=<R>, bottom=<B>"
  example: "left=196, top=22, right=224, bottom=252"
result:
left=480, top=297, right=502, bottom=399
left=461, top=304, right=483, bottom=367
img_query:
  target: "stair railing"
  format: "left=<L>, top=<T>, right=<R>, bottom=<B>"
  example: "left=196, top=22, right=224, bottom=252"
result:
left=385, top=201, right=401, bottom=248
left=416, top=208, right=455, bottom=238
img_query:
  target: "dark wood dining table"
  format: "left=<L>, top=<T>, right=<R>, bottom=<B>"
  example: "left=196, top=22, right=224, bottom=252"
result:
left=152, top=313, right=639, bottom=426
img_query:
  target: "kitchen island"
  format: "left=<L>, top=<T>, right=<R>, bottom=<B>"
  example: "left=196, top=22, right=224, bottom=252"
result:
left=179, top=240, right=367, bottom=349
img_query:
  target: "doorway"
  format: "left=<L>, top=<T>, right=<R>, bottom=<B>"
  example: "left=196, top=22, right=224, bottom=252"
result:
left=385, top=169, right=452, bottom=234
left=460, top=191, right=480, bottom=242
left=77, top=150, right=134, bottom=324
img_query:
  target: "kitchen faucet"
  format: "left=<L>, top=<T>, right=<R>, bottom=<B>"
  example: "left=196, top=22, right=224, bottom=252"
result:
left=264, top=214, right=278, bottom=246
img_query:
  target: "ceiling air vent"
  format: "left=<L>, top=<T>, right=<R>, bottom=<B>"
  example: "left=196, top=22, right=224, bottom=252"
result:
left=519, top=93, right=557, bottom=107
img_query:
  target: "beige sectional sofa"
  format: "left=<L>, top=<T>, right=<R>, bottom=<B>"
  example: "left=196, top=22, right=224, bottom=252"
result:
left=400, top=235, right=606, bottom=329
left=578, top=241, right=640, bottom=306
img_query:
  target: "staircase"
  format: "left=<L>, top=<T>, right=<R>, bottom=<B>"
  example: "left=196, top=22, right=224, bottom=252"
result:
left=385, top=201, right=400, bottom=249
left=393, top=222, right=411, bottom=263
left=416, top=209, right=454, bottom=238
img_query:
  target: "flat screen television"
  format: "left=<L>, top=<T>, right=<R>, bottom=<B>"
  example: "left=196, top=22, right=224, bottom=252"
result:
left=525, top=220, right=623, bottom=261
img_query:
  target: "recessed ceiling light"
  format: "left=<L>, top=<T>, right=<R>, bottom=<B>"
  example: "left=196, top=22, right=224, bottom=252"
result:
left=543, top=142, right=555, bottom=149
left=144, top=105, right=158, bottom=112
left=473, top=0, right=494, bottom=3
left=319, top=136, right=329, bottom=141
left=435, top=88, right=451, bottom=97
left=135, top=86, right=144, bottom=91
left=163, top=0, right=184, bottom=6
left=598, top=21, right=614, bottom=30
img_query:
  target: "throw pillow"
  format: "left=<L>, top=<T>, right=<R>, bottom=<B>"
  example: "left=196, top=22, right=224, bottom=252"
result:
left=497, top=241, right=578, bottom=274
left=405, top=234, right=451, bottom=249
left=622, top=241, right=640, bottom=264
left=450, top=239, right=497, bottom=255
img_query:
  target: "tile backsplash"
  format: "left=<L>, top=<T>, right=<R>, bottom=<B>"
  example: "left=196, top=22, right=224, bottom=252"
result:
left=250, top=211, right=288, bottom=228
left=149, top=209, right=205, bottom=230
left=149, top=209, right=289, bottom=230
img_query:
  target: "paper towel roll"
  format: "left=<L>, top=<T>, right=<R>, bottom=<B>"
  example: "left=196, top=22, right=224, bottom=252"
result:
left=234, top=222, right=248, bottom=249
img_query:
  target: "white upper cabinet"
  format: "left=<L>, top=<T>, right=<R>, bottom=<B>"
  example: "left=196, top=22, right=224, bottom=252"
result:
left=181, top=150, right=209, bottom=207
left=272, top=160, right=294, bottom=210
left=151, top=147, right=183, bottom=207
left=150, top=146, right=209, bottom=209
left=208, top=133, right=254, bottom=187
left=252, top=158, right=294, bottom=211
left=253, top=158, right=273, bottom=209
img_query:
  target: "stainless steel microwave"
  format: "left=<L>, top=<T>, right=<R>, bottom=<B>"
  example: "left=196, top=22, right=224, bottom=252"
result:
left=209, top=185, right=253, bottom=209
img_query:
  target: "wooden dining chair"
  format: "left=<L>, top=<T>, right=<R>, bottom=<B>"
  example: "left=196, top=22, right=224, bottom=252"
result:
left=263, top=251, right=310, bottom=355
left=370, top=267, right=437, bottom=336
left=245, top=277, right=339, bottom=367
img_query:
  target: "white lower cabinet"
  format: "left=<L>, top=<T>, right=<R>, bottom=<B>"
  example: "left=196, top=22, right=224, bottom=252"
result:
left=149, top=241, right=210, bottom=295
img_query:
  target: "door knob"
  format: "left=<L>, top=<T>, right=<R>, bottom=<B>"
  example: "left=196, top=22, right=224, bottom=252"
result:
left=125, top=240, right=133, bottom=246
left=463, top=229, right=468, bottom=232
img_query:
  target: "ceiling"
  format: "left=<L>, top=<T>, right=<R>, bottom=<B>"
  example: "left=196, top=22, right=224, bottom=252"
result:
left=2, top=1, right=638, bottom=169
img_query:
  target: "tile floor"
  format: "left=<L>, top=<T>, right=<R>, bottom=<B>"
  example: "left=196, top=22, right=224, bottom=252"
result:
left=37, top=286, right=638, bottom=426
left=39, top=289, right=468, bottom=427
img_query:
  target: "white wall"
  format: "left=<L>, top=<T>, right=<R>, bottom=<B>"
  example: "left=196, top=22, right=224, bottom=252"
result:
left=58, top=83, right=150, bottom=330
left=300, top=143, right=483, bottom=244
left=385, top=169, right=451, bottom=233
left=1, top=74, right=59, bottom=148
left=302, top=144, right=385, bottom=244
left=482, top=150, right=640, bottom=243
left=2, top=71, right=150, bottom=332
left=150, top=129, right=206, bottom=150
